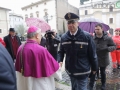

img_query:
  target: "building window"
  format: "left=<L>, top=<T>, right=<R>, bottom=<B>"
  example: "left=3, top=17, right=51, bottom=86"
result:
left=30, top=13, right=33, bottom=18
left=45, top=12, right=48, bottom=16
left=44, top=9, right=48, bottom=12
left=109, top=18, right=113, bottom=24
left=25, top=14, right=28, bottom=20
left=36, top=11, right=39, bottom=18
left=25, top=9, right=27, bottom=11
left=31, top=7, right=32, bottom=9
left=36, top=5, right=38, bottom=7
left=85, top=10, right=88, bottom=15
left=44, top=2, right=46, bottom=5
left=0, top=29, right=2, bottom=33
left=109, top=6, right=113, bottom=12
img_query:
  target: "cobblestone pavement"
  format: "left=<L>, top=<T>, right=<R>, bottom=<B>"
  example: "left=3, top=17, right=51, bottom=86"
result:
left=96, top=68, right=120, bottom=90
left=55, top=54, right=120, bottom=90
left=55, top=61, right=120, bottom=90
left=56, top=69, right=120, bottom=90
left=55, top=71, right=71, bottom=90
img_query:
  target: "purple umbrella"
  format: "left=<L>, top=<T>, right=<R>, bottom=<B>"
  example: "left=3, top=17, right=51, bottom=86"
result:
left=79, top=17, right=110, bottom=33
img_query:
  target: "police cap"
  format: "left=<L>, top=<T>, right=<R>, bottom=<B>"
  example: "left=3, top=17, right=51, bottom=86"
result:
left=64, top=12, right=79, bottom=21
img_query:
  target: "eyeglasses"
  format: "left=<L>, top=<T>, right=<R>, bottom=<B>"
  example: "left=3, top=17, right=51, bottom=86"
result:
left=67, top=20, right=77, bottom=24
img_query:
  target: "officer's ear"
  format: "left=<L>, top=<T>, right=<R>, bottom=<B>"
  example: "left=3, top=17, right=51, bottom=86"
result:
left=77, top=22, right=79, bottom=26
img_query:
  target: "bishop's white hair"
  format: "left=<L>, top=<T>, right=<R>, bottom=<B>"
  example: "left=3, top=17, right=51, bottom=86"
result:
left=27, top=29, right=41, bottom=38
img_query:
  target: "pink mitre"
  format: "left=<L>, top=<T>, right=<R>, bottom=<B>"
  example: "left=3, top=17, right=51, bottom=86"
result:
left=27, top=26, right=40, bottom=33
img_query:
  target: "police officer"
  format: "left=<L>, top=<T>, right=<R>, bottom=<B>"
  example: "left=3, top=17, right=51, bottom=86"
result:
left=58, top=12, right=98, bottom=90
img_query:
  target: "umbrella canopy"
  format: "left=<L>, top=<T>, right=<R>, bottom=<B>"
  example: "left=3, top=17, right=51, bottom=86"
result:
left=25, top=18, right=51, bottom=32
left=79, top=17, right=110, bottom=33
left=80, top=17, right=103, bottom=23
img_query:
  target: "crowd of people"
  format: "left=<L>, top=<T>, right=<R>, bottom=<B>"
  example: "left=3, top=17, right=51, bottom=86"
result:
left=0, top=12, right=120, bottom=90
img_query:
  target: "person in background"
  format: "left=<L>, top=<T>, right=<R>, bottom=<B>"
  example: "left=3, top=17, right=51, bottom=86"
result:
left=15, top=26, right=61, bottom=90
left=0, top=37, right=6, bottom=47
left=58, top=12, right=98, bottom=90
left=40, top=35, right=46, bottom=47
left=4, top=28, right=21, bottom=62
left=45, top=29, right=60, bottom=61
left=0, top=43, right=17, bottom=90
left=92, top=24, right=116, bottom=90
left=111, top=28, right=120, bottom=72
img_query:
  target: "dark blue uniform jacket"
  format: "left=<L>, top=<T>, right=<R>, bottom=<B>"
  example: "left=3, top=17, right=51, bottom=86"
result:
left=59, top=27, right=98, bottom=77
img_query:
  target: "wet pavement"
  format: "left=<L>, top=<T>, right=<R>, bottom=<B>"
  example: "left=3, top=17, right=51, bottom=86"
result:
left=55, top=71, right=71, bottom=90
left=55, top=58, right=120, bottom=90
left=96, top=68, right=120, bottom=90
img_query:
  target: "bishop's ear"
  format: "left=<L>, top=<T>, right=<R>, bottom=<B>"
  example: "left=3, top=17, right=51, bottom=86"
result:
left=37, top=33, right=41, bottom=39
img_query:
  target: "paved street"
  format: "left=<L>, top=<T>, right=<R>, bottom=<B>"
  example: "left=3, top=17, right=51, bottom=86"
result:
left=55, top=55, right=120, bottom=90
left=55, top=70, right=120, bottom=90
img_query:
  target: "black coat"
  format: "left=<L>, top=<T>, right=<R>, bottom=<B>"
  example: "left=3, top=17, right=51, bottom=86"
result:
left=46, top=35, right=60, bottom=60
left=93, top=31, right=116, bottom=67
left=4, top=35, right=21, bottom=60
left=59, top=27, right=98, bottom=78
left=0, top=44, right=17, bottom=90
left=40, top=37, right=46, bottom=47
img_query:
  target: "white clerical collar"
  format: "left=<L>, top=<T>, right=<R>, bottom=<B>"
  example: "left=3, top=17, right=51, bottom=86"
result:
left=70, top=29, right=78, bottom=35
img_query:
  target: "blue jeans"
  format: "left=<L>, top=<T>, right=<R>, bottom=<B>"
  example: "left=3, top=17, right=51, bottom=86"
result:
left=70, top=75, right=89, bottom=90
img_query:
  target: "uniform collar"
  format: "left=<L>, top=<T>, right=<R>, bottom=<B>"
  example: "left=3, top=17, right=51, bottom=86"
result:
left=70, top=29, right=78, bottom=36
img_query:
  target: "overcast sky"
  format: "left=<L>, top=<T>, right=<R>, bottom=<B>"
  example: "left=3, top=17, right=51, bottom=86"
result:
left=0, top=0, right=79, bottom=14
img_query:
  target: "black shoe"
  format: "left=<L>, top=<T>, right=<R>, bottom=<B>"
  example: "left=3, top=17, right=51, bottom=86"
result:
left=101, top=84, right=106, bottom=90
left=113, top=68, right=117, bottom=72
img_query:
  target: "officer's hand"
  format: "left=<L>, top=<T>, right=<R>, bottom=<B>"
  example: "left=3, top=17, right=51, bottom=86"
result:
left=45, top=34, right=47, bottom=38
left=59, top=62, right=63, bottom=67
left=92, top=71, right=96, bottom=74
left=52, top=35, right=55, bottom=39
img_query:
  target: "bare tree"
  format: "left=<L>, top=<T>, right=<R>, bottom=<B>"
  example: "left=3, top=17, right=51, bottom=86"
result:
left=15, top=23, right=28, bottom=35
left=15, top=23, right=28, bottom=41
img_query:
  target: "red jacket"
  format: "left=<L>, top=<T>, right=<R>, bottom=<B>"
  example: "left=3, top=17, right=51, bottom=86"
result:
left=112, top=36, right=120, bottom=49
left=0, top=38, right=6, bottom=47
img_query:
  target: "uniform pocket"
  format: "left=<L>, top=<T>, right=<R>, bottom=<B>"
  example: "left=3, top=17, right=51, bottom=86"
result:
left=77, top=44, right=88, bottom=56
left=63, top=44, right=71, bottom=52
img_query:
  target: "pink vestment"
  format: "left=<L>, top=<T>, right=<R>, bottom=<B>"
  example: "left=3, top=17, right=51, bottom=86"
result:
left=15, top=39, right=59, bottom=78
